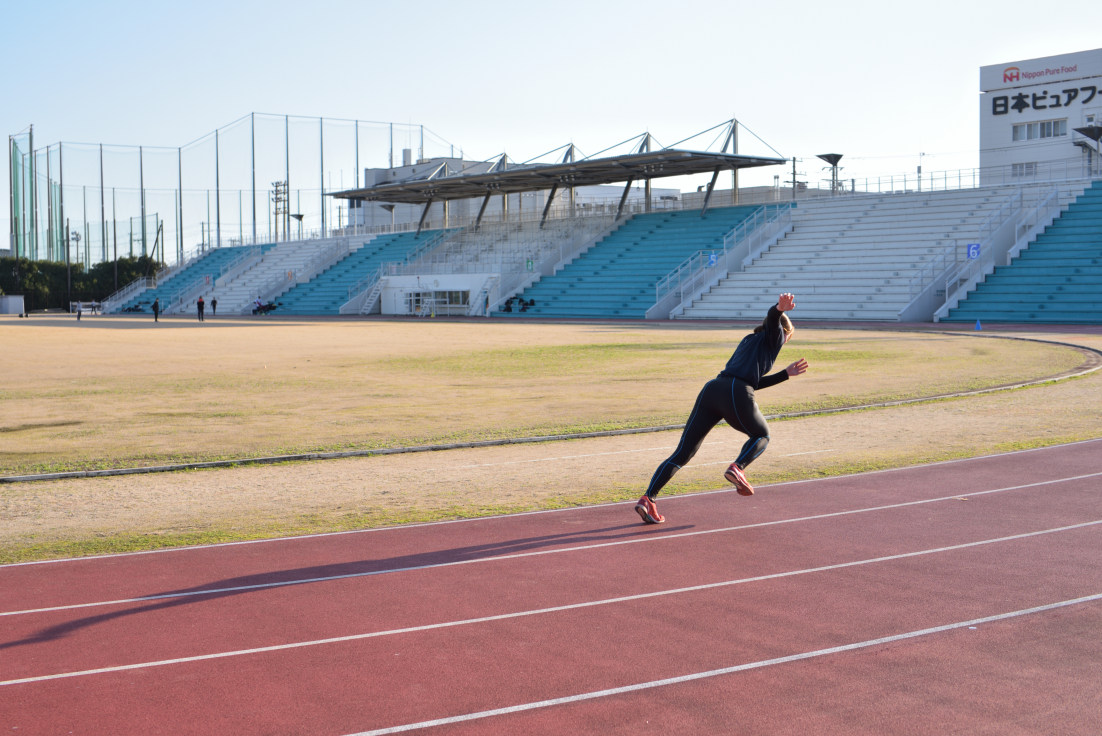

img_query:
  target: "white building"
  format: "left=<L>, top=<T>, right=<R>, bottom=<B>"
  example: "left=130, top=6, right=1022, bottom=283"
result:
left=980, top=48, right=1102, bottom=183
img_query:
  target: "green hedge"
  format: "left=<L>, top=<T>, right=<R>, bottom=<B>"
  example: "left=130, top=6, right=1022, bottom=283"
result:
left=0, top=255, right=164, bottom=311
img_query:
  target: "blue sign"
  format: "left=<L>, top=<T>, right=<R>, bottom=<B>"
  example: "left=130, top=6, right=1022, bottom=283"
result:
left=967, top=243, right=981, bottom=260
left=707, top=253, right=718, bottom=267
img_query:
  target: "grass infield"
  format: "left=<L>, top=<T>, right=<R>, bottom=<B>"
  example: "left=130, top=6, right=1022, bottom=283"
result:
left=1, top=314, right=1100, bottom=562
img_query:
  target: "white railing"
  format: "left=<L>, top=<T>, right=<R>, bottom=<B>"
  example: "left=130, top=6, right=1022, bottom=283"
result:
left=903, top=188, right=1025, bottom=303
left=167, top=277, right=212, bottom=314
left=100, top=276, right=158, bottom=313
left=928, top=184, right=1068, bottom=321
left=649, top=205, right=792, bottom=319
left=294, top=236, right=355, bottom=283
left=213, top=245, right=264, bottom=287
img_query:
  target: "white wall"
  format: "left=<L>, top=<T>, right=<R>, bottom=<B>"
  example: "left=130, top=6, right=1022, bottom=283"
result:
left=379, top=273, right=495, bottom=315
left=979, top=48, right=1102, bottom=181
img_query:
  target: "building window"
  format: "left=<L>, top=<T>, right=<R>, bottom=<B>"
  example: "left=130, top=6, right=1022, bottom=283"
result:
left=1012, top=119, right=1068, bottom=142
left=405, top=290, right=470, bottom=316
left=1011, top=162, right=1038, bottom=178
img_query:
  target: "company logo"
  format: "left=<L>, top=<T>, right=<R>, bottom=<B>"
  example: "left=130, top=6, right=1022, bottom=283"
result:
left=1003, top=66, right=1020, bottom=83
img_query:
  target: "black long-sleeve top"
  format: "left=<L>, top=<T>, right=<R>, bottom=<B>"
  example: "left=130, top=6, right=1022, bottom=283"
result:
left=717, top=304, right=789, bottom=389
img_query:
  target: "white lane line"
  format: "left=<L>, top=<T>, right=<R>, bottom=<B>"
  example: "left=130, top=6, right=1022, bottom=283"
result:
left=455, top=443, right=835, bottom=469
left=455, top=444, right=695, bottom=469
left=1, top=520, right=1098, bottom=688
left=6, top=439, right=1098, bottom=569
left=3, top=471, right=1099, bottom=619
left=345, top=592, right=1102, bottom=736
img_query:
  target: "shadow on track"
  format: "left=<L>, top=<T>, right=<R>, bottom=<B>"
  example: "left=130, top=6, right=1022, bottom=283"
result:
left=2, top=520, right=692, bottom=651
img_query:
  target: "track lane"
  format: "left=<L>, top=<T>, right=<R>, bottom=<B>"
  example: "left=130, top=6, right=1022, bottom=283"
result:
left=1, top=441, right=1099, bottom=734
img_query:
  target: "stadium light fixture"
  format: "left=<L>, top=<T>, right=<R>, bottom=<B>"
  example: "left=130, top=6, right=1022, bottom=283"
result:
left=1073, top=126, right=1102, bottom=174
left=817, top=153, right=843, bottom=195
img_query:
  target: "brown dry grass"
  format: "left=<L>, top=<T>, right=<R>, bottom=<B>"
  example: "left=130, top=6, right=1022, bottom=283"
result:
left=1, top=314, right=1100, bottom=562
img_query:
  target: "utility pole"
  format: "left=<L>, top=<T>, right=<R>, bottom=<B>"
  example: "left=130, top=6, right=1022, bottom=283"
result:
left=272, top=181, right=288, bottom=241
left=789, top=158, right=806, bottom=201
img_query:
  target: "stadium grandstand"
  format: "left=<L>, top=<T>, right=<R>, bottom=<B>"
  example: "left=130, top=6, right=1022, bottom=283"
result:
left=8, top=49, right=1102, bottom=324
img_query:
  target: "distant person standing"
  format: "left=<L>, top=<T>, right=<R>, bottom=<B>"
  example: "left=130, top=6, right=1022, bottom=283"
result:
left=210, top=296, right=217, bottom=317
left=197, top=296, right=205, bottom=322
left=152, top=298, right=160, bottom=323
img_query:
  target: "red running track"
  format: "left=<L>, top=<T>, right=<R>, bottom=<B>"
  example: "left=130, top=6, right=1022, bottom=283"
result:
left=2, top=440, right=1101, bottom=735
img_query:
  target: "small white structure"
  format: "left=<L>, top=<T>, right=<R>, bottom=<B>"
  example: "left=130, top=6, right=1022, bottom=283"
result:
left=0, top=295, right=26, bottom=314
left=980, top=48, right=1102, bottom=183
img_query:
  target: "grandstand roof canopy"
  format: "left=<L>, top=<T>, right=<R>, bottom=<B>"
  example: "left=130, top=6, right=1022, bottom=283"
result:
left=329, top=149, right=787, bottom=205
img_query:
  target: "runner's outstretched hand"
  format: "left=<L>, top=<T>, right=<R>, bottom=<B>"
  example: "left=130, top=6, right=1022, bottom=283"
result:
left=785, top=358, right=808, bottom=377
left=778, top=293, right=796, bottom=311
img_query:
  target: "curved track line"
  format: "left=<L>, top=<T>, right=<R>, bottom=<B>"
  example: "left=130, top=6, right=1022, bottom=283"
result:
left=3, top=439, right=1099, bottom=569
left=4, top=471, right=1098, bottom=618
left=1, top=334, right=1098, bottom=484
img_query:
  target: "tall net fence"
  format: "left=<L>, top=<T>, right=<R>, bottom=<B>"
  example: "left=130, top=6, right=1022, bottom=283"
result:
left=8, top=113, right=456, bottom=269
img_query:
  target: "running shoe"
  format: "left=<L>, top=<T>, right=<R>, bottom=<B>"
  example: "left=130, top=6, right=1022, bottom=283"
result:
left=634, top=495, right=665, bottom=524
left=724, top=462, right=755, bottom=496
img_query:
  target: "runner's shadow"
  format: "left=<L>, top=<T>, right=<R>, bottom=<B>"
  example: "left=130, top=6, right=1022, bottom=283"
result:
left=1, top=520, right=692, bottom=651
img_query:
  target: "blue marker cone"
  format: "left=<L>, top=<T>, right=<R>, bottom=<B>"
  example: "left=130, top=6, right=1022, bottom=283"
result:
left=975, top=319, right=982, bottom=331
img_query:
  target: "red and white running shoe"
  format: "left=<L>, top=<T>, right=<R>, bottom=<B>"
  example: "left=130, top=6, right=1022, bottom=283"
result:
left=634, top=495, right=665, bottom=524
left=724, top=462, right=755, bottom=496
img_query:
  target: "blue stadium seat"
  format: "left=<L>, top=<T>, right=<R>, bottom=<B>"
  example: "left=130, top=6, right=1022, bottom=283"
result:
left=493, top=207, right=763, bottom=319
left=944, top=180, right=1102, bottom=324
left=276, top=231, right=437, bottom=315
left=118, top=245, right=272, bottom=314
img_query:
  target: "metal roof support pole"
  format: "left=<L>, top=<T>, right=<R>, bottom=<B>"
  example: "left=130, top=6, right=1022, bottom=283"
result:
left=637, top=134, right=653, bottom=213
left=615, top=178, right=635, bottom=220
left=539, top=184, right=559, bottom=229
left=700, top=166, right=721, bottom=217
left=705, top=119, right=738, bottom=214
left=416, top=200, right=433, bottom=237
left=475, top=192, right=492, bottom=230
left=563, top=145, right=577, bottom=216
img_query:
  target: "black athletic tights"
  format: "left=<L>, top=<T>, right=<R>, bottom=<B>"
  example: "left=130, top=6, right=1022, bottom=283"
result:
left=644, top=376, right=769, bottom=499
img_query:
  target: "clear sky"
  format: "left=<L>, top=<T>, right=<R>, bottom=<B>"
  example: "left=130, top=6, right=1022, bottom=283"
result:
left=4, top=0, right=1101, bottom=239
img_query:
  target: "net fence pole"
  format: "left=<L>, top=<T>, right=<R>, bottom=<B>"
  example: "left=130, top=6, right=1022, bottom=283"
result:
left=215, top=128, right=221, bottom=249
left=139, top=146, right=146, bottom=257
left=100, top=144, right=106, bottom=263
left=7, top=136, right=12, bottom=256
left=251, top=113, right=256, bottom=244
left=29, top=127, right=35, bottom=259
left=284, top=115, right=289, bottom=242
left=177, top=147, right=183, bottom=263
